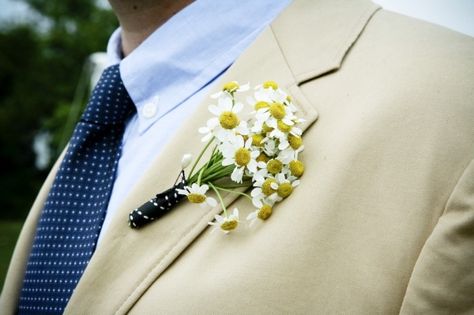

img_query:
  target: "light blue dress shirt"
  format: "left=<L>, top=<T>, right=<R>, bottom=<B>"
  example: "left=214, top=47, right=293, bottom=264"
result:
left=99, top=0, right=290, bottom=241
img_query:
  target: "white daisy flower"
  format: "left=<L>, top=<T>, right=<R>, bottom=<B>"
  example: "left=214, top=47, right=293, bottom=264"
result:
left=209, top=208, right=240, bottom=234
left=278, top=144, right=304, bottom=164
left=287, top=159, right=305, bottom=178
left=274, top=173, right=300, bottom=199
left=177, top=183, right=217, bottom=208
left=199, top=95, right=249, bottom=143
left=262, top=138, right=279, bottom=157
left=198, top=118, right=218, bottom=142
left=252, top=157, right=285, bottom=184
left=220, top=135, right=260, bottom=183
left=253, top=81, right=288, bottom=104
left=250, top=176, right=281, bottom=207
left=246, top=203, right=274, bottom=226
left=268, top=119, right=304, bottom=150
left=211, top=81, right=250, bottom=99
left=255, top=103, right=297, bottom=132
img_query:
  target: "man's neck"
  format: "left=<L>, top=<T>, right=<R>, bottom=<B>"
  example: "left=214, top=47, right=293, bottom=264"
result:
left=108, top=0, right=194, bottom=57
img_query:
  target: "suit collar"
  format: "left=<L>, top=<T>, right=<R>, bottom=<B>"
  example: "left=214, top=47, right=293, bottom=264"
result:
left=272, top=0, right=381, bottom=83
left=0, top=1, right=380, bottom=314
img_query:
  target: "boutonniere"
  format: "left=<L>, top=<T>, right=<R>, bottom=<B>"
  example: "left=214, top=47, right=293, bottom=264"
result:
left=129, top=81, right=305, bottom=234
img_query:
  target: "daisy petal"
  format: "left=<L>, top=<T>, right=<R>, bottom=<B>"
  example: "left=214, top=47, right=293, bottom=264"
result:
left=246, top=211, right=257, bottom=221
left=208, top=104, right=221, bottom=116
left=252, top=198, right=263, bottom=208
left=233, top=102, right=243, bottom=113
left=231, top=167, right=244, bottom=183
left=206, top=197, right=218, bottom=207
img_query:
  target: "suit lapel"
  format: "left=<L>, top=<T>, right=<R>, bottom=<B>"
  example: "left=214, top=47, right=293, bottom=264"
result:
left=1, top=1, right=380, bottom=314
left=64, top=24, right=319, bottom=314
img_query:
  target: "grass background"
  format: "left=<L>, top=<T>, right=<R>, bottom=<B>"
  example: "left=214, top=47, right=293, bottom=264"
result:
left=0, top=221, right=23, bottom=288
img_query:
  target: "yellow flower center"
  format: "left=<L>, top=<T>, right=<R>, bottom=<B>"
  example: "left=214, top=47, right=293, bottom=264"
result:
left=262, top=179, right=276, bottom=196
left=277, top=120, right=292, bottom=132
left=263, top=80, right=278, bottom=90
left=262, top=123, right=273, bottom=133
left=288, top=134, right=303, bottom=150
left=267, top=159, right=283, bottom=175
left=289, top=160, right=305, bottom=177
left=235, top=148, right=251, bottom=166
left=221, top=219, right=238, bottom=231
left=256, top=152, right=270, bottom=163
left=255, top=101, right=270, bottom=111
left=219, top=111, right=240, bottom=129
left=269, top=103, right=286, bottom=119
left=286, top=95, right=292, bottom=102
left=251, top=134, right=264, bottom=147
left=277, top=183, right=293, bottom=198
left=222, top=81, right=239, bottom=93
left=257, top=204, right=273, bottom=220
left=187, top=193, right=206, bottom=204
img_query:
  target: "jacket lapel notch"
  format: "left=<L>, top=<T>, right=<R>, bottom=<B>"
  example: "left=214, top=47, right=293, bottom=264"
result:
left=271, top=0, right=381, bottom=84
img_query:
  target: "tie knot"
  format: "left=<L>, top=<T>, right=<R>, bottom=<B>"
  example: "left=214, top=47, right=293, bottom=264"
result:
left=80, top=64, right=135, bottom=125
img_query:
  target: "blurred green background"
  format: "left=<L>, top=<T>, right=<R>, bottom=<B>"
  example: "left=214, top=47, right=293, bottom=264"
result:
left=0, top=0, right=117, bottom=287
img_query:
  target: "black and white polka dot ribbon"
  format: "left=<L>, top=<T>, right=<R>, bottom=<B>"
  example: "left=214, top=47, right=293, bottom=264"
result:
left=129, top=172, right=187, bottom=229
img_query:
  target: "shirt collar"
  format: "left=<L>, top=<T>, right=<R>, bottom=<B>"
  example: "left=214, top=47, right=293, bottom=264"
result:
left=106, top=0, right=290, bottom=134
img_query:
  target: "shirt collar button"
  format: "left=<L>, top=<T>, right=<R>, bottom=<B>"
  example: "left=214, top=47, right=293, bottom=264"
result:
left=142, top=101, right=158, bottom=118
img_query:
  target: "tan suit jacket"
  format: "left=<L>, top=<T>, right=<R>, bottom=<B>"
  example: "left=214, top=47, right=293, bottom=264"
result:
left=2, top=0, right=474, bottom=314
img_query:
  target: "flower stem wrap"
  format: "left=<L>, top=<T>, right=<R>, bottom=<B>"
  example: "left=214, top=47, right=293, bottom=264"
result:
left=128, top=172, right=187, bottom=229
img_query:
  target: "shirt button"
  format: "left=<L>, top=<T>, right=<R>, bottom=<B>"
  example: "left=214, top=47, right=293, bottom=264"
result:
left=142, top=101, right=158, bottom=118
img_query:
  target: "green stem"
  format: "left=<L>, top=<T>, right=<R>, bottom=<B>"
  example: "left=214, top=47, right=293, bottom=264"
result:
left=189, top=155, right=228, bottom=184
left=209, top=182, right=227, bottom=217
left=214, top=183, right=251, bottom=189
left=189, top=138, right=214, bottom=180
left=200, top=165, right=234, bottom=183
left=205, top=145, right=218, bottom=169
left=197, top=166, right=205, bottom=185
left=214, top=186, right=252, bottom=201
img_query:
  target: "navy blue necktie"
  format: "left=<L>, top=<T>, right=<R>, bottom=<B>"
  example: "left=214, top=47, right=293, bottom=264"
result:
left=18, top=64, right=135, bottom=314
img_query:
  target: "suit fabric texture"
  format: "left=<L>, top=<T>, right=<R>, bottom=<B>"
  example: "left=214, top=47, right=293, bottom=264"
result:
left=1, top=0, right=474, bottom=314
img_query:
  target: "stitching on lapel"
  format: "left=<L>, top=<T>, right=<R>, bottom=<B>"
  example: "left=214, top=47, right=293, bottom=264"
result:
left=269, top=24, right=298, bottom=87
left=331, top=5, right=382, bottom=69
left=115, top=192, right=236, bottom=314
left=294, top=4, right=381, bottom=83
left=115, top=207, right=216, bottom=314
left=268, top=24, right=319, bottom=124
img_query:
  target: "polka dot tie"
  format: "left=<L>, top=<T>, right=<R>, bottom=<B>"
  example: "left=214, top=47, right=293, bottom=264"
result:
left=18, top=64, right=135, bottom=314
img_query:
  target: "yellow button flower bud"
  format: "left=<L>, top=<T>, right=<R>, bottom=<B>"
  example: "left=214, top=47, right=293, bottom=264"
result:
left=251, top=134, right=264, bottom=147
left=187, top=193, right=206, bottom=204
left=267, top=159, right=283, bottom=175
left=221, top=219, right=238, bottom=231
left=288, top=134, right=303, bottom=150
left=269, top=102, right=286, bottom=120
left=222, top=81, right=239, bottom=93
left=277, top=120, right=292, bottom=132
left=262, top=178, right=277, bottom=196
left=262, top=123, right=273, bottom=133
left=258, top=204, right=273, bottom=220
left=219, top=111, right=240, bottom=129
left=235, top=148, right=251, bottom=166
left=277, top=183, right=293, bottom=198
left=289, top=160, right=305, bottom=177
left=256, top=152, right=270, bottom=163
left=263, top=80, right=278, bottom=90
